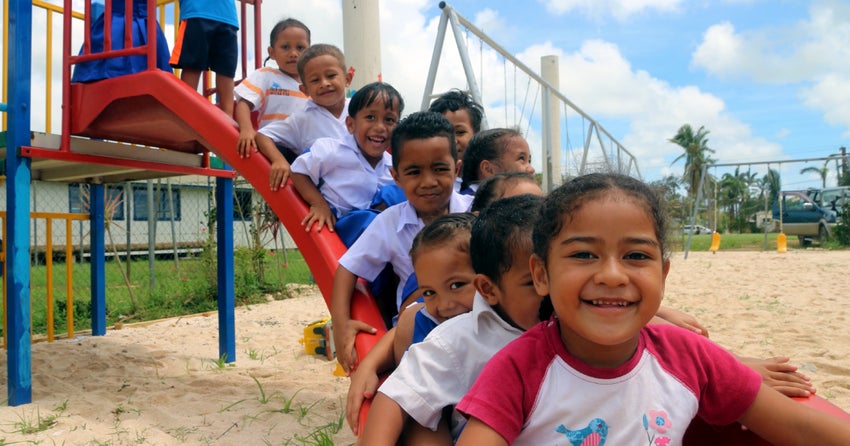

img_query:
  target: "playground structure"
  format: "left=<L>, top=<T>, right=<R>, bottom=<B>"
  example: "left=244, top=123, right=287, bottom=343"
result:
left=2, top=0, right=385, bottom=407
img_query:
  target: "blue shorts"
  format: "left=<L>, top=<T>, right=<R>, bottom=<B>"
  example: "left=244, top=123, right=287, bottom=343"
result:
left=170, top=18, right=237, bottom=78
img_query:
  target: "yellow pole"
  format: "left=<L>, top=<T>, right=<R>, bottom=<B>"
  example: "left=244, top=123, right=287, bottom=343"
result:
left=66, top=218, right=74, bottom=338
left=46, top=218, right=54, bottom=341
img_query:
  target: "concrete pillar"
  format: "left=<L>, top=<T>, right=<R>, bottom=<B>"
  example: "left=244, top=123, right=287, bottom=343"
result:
left=343, top=0, right=382, bottom=90
left=541, top=55, right=561, bottom=190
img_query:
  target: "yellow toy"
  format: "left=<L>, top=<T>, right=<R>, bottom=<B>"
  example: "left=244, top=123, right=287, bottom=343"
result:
left=300, top=317, right=335, bottom=361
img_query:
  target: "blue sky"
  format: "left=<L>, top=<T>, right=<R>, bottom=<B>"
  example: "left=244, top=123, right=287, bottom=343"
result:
left=260, top=0, right=850, bottom=189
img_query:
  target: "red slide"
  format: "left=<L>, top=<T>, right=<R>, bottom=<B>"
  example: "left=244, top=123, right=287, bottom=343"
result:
left=69, top=69, right=388, bottom=361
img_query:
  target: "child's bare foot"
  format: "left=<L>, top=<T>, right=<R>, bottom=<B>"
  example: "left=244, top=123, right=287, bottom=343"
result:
left=740, top=356, right=815, bottom=398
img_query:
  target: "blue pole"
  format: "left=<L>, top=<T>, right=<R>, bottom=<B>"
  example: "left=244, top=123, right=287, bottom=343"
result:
left=215, top=173, right=235, bottom=363
left=90, top=183, right=107, bottom=335
left=5, top=0, right=33, bottom=406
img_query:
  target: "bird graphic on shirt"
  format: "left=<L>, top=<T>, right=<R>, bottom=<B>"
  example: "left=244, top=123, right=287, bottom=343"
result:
left=556, top=418, right=608, bottom=446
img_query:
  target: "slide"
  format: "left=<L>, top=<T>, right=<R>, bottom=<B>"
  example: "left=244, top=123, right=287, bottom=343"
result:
left=69, top=69, right=387, bottom=358
left=69, top=71, right=850, bottom=444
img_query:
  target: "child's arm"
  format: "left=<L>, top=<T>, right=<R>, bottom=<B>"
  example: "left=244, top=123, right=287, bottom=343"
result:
left=456, top=418, right=508, bottom=446
left=654, top=305, right=708, bottom=337
left=290, top=172, right=336, bottom=232
left=738, top=383, right=850, bottom=445
left=392, top=302, right=421, bottom=365
left=346, top=327, right=397, bottom=435
left=255, top=133, right=291, bottom=191
left=360, top=392, right=410, bottom=445
left=234, top=100, right=257, bottom=158
left=331, top=265, right=378, bottom=374
left=737, top=356, right=815, bottom=398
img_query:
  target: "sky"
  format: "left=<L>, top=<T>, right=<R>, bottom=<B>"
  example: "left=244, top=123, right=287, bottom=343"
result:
left=258, top=0, right=850, bottom=190
left=9, top=0, right=850, bottom=190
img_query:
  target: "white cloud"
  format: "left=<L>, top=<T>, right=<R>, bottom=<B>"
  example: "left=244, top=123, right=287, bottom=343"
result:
left=691, top=1, right=850, bottom=137
left=540, top=0, right=682, bottom=21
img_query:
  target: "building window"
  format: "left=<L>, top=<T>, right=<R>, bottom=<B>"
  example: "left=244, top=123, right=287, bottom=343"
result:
left=133, top=185, right=181, bottom=221
left=68, top=184, right=125, bottom=221
left=234, top=189, right=253, bottom=221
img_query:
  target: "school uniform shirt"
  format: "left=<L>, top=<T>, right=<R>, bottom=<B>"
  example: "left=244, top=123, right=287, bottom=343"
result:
left=290, top=134, right=393, bottom=218
left=457, top=322, right=762, bottom=445
left=338, top=191, right=473, bottom=309
left=234, top=68, right=307, bottom=129
left=378, top=293, right=523, bottom=433
left=258, top=98, right=350, bottom=156
left=177, top=0, right=238, bottom=28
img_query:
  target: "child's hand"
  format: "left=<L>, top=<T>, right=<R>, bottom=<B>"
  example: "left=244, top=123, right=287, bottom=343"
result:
left=237, top=128, right=257, bottom=158
left=740, top=356, right=815, bottom=398
left=269, top=159, right=291, bottom=191
left=336, top=318, right=378, bottom=375
left=302, top=204, right=336, bottom=232
left=655, top=306, right=709, bottom=337
left=346, top=366, right=380, bottom=435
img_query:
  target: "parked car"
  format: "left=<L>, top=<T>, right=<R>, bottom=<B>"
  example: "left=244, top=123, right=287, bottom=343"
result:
left=773, top=191, right=837, bottom=246
left=818, top=186, right=850, bottom=213
left=683, top=224, right=713, bottom=235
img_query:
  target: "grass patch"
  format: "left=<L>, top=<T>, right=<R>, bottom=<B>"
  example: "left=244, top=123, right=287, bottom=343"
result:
left=1, top=248, right=313, bottom=338
left=669, top=232, right=826, bottom=252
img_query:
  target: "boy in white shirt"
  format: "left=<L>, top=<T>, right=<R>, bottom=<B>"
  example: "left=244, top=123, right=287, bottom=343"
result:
left=331, top=111, right=474, bottom=375
left=254, top=44, right=352, bottom=191
left=290, top=82, right=403, bottom=246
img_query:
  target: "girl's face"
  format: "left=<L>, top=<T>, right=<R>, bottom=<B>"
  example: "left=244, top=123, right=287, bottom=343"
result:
left=345, top=95, right=400, bottom=167
left=268, top=26, right=309, bottom=80
left=413, top=241, right=476, bottom=323
left=298, top=54, right=352, bottom=117
left=442, top=109, right=475, bottom=159
left=477, top=245, right=542, bottom=331
left=496, top=136, right=534, bottom=176
left=530, top=192, right=669, bottom=368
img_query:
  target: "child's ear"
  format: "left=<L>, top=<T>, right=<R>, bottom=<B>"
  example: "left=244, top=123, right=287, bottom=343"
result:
left=345, top=66, right=354, bottom=87
left=530, top=254, right=550, bottom=297
left=390, top=167, right=401, bottom=185
left=660, top=258, right=671, bottom=296
left=455, top=159, right=462, bottom=177
left=299, top=83, right=309, bottom=97
left=474, top=274, right=501, bottom=306
left=480, top=159, right=495, bottom=177
left=345, top=116, right=356, bottom=134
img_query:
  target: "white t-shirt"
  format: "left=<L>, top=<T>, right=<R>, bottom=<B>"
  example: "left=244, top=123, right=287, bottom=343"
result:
left=258, top=98, right=350, bottom=156
left=378, top=292, right=523, bottom=431
left=458, top=322, right=762, bottom=445
left=338, top=192, right=473, bottom=308
left=290, top=134, right=393, bottom=218
left=234, top=67, right=307, bottom=129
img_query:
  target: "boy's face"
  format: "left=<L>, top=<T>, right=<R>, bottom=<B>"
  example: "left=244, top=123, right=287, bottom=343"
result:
left=530, top=193, right=669, bottom=368
left=442, top=109, right=475, bottom=159
left=391, top=136, right=458, bottom=223
left=298, top=54, right=351, bottom=113
left=269, top=26, right=309, bottom=79
left=345, top=96, right=400, bottom=167
left=477, top=245, right=541, bottom=331
left=413, top=242, right=476, bottom=323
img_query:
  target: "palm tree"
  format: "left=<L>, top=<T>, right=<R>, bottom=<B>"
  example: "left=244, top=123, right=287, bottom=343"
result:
left=669, top=124, right=715, bottom=198
left=800, top=163, right=828, bottom=188
left=761, top=168, right=781, bottom=207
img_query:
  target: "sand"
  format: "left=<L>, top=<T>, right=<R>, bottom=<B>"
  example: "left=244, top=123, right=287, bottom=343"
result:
left=1, top=250, right=850, bottom=444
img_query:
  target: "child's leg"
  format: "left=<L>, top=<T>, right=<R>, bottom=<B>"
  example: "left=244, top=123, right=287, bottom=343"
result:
left=180, top=68, right=202, bottom=90
left=216, top=74, right=235, bottom=117
left=400, top=417, right=452, bottom=446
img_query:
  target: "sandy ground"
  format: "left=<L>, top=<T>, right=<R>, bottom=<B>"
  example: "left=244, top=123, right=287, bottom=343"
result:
left=1, top=250, right=850, bottom=445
